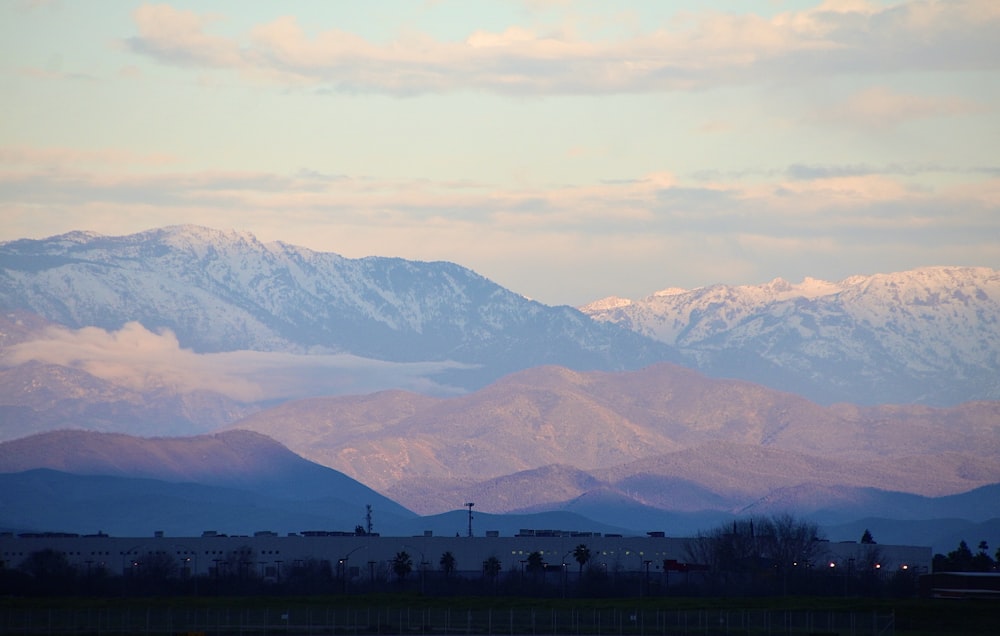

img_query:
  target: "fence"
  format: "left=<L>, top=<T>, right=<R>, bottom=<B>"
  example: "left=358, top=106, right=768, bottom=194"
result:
left=1, top=605, right=895, bottom=635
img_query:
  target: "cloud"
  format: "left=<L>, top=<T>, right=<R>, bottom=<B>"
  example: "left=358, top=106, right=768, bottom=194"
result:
left=0, top=157, right=995, bottom=239
left=1, top=150, right=997, bottom=304
left=126, top=4, right=243, bottom=68
left=1, top=322, right=473, bottom=401
left=808, top=86, right=984, bottom=129
left=122, top=1, right=1000, bottom=95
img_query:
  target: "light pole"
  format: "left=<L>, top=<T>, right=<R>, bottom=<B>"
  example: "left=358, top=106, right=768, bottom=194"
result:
left=339, top=545, right=366, bottom=594
left=403, top=544, right=428, bottom=594
left=560, top=550, right=573, bottom=598
left=182, top=555, right=199, bottom=595
left=464, top=503, right=475, bottom=537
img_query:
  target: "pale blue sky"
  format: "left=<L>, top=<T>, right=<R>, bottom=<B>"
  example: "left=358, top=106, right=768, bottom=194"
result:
left=2, top=0, right=998, bottom=305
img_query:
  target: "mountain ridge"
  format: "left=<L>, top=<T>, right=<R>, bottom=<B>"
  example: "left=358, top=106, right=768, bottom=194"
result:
left=0, top=225, right=678, bottom=385
left=580, top=266, right=1000, bottom=405
left=224, top=363, right=1000, bottom=516
left=2, top=430, right=995, bottom=553
left=0, top=429, right=414, bottom=516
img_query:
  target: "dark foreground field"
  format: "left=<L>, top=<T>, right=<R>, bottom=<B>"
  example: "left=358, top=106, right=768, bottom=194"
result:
left=1, top=595, right=996, bottom=636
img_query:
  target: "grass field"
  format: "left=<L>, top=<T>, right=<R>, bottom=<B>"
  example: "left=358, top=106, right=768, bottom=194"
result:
left=1, top=594, right=997, bottom=635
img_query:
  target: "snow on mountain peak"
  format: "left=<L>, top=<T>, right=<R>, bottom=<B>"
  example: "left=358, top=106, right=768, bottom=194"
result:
left=0, top=226, right=677, bottom=394
left=579, top=296, right=633, bottom=312
left=651, top=287, right=688, bottom=298
left=580, top=266, right=1000, bottom=405
left=150, top=225, right=263, bottom=250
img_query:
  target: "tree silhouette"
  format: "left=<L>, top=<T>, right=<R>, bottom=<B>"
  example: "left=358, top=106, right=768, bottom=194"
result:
left=19, top=549, right=76, bottom=595
left=932, top=539, right=998, bottom=573
left=526, top=551, right=545, bottom=580
left=573, top=544, right=591, bottom=576
left=483, top=556, right=501, bottom=578
left=972, top=541, right=994, bottom=572
left=483, top=556, right=502, bottom=593
left=392, top=551, right=413, bottom=582
left=20, top=549, right=75, bottom=581
left=949, top=540, right=974, bottom=571
left=439, top=551, right=456, bottom=578
left=860, top=529, right=876, bottom=544
left=685, top=514, right=824, bottom=595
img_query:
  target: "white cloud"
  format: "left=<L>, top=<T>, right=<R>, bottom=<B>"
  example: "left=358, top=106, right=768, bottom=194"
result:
left=1, top=145, right=997, bottom=305
left=122, top=1, right=1000, bottom=95
left=1, top=322, right=473, bottom=401
left=127, top=4, right=242, bottom=68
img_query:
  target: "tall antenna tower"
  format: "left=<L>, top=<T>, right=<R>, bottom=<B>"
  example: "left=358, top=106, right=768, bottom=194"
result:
left=366, top=504, right=373, bottom=535
left=464, top=502, right=475, bottom=537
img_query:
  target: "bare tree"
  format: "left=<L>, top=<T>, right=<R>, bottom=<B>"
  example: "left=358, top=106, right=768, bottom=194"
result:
left=685, top=514, right=825, bottom=594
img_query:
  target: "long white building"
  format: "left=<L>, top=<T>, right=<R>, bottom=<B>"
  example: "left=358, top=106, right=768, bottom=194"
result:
left=1, top=529, right=931, bottom=582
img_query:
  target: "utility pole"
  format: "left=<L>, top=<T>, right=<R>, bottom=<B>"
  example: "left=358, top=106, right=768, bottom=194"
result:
left=464, top=502, right=475, bottom=537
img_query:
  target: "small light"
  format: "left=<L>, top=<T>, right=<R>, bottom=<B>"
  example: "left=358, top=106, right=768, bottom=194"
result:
left=829, top=562, right=836, bottom=568
left=901, top=564, right=908, bottom=570
left=875, top=564, right=881, bottom=569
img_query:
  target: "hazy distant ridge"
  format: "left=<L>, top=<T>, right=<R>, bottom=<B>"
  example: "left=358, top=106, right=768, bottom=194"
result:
left=226, top=363, right=1000, bottom=519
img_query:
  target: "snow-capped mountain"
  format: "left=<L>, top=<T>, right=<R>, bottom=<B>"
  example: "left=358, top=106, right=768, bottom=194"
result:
left=0, top=225, right=676, bottom=393
left=580, top=267, right=1000, bottom=405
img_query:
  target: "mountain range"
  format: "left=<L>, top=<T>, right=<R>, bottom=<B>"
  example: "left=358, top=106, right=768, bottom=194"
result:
left=0, top=225, right=674, bottom=395
left=2, top=226, right=999, bottom=409
left=0, top=428, right=994, bottom=553
left=0, top=430, right=630, bottom=539
left=1, top=225, right=999, bottom=552
left=581, top=267, right=1000, bottom=406
left=223, top=363, right=1000, bottom=524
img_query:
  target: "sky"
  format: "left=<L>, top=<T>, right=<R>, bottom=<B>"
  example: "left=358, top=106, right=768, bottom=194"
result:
left=1, top=0, right=998, bottom=307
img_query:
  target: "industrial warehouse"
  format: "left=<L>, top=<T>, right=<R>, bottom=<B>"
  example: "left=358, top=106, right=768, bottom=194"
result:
left=1, top=528, right=931, bottom=586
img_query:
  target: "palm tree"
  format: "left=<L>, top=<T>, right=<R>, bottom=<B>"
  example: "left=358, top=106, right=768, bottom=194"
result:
left=391, top=551, right=412, bottom=582
left=573, top=543, right=591, bottom=576
left=484, top=556, right=501, bottom=578
left=440, top=551, right=456, bottom=578
left=483, top=555, right=501, bottom=593
left=526, top=551, right=545, bottom=581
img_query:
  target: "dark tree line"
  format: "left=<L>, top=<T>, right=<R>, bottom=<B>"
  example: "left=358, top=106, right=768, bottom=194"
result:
left=683, top=514, right=827, bottom=596
left=932, top=540, right=998, bottom=573
left=682, top=516, right=920, bottom=597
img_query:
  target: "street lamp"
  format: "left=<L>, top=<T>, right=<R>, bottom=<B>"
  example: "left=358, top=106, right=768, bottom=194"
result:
left=339, top=544, right=366, bottom=594
left=560, top=550, right=574, bottom=598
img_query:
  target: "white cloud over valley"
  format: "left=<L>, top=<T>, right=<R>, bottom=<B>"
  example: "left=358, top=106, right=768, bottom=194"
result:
left=1, top=322, right=472, bottom=402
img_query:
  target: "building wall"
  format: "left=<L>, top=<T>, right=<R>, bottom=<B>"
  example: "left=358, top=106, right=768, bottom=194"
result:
left=0, top=532, right=931, bottom=579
